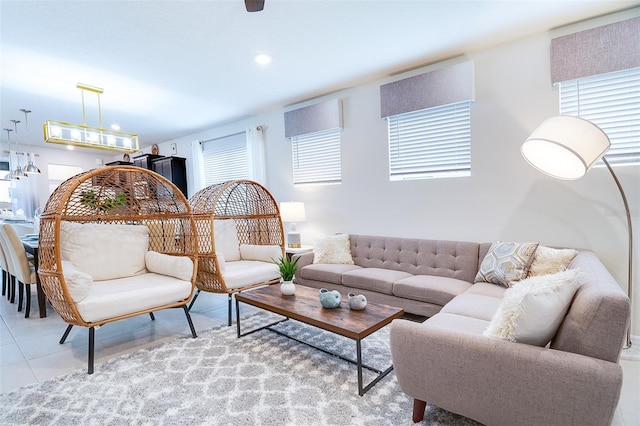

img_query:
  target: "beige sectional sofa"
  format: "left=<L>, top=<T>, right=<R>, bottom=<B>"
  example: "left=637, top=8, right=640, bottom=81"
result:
left=295, top=234, right=630, bottom=425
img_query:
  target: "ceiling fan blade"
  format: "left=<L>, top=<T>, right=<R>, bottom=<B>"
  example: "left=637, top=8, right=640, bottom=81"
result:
left=245, top=0, right=265, bottom=12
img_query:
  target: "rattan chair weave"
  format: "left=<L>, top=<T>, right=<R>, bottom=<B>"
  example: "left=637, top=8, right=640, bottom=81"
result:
left=38, top=166, right=199, bottom=327
left=189, top=180, right=284, bottom=296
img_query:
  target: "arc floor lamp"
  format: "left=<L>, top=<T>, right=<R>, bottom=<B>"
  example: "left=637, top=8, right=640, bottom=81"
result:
left=521, top=115, right=634, bottom=349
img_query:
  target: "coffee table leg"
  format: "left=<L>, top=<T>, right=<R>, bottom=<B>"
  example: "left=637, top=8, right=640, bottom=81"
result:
left=357, top=339, right=364, bottom=396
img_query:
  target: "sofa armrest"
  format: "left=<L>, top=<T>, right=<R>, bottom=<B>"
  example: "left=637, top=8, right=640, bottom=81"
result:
left=390, top=319, right=623, bottom=426
left=293, top=252, right=314, bottom=269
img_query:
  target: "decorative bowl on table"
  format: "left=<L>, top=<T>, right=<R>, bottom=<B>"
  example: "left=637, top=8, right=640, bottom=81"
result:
left=319, top=288, right=342, bottom=308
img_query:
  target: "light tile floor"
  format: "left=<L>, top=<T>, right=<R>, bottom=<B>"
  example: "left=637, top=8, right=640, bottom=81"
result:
left=1, top=291, right=639, bottom=425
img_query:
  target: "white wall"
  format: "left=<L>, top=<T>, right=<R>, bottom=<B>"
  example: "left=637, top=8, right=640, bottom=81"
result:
left=36, top=10, right=638, bottom=334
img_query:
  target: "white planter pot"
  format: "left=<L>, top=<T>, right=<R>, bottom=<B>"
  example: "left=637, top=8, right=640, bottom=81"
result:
left=280, top=280, right=296, bottom=296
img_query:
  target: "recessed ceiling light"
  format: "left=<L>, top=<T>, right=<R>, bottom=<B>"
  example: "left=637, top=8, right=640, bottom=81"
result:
left=254, top=53, right=272, bottom=65
left=111, top=124, right=121, bottom=131
left=66, top=145, right=74, bottom=150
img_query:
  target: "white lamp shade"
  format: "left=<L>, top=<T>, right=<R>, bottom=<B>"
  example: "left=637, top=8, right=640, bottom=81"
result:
left=280, top=202, right=306, bottom=223
left=521, top=116, right=610, bottom=180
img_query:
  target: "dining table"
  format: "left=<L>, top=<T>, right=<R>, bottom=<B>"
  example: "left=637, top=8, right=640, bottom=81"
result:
left=21, top=237, right=47, bottom=318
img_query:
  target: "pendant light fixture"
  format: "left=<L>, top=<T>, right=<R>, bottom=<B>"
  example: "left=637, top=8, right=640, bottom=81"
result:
left=21, top=109, right=41, bottom=174
left=9, top=119, right=27, bottom=179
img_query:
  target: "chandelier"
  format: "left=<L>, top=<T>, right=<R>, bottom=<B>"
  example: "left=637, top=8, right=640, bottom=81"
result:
left=43, top=83, right=139, bottom=153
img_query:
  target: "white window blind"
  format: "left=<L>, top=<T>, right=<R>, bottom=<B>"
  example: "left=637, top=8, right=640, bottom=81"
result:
left=291, top=128, right=342, bottom=185
left=559, top=67, right=640, bottom=166
left=387, top=100, right=471, bottom=180
left=201, top=132, right=248, bottom=185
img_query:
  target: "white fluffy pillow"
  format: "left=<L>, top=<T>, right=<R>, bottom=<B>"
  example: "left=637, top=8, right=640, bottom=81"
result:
left=313, top=234, right=354, bottom=265
left=60, top=221, right=149, bottom=281
left=62, top=261, right=93, bottom=303
left=483, top=268, right=582, bottom=346
left=145, top=251, right=194, bottom=282
left=213, top=219, right=241, bottom=262
left=240, top=244, right=282, bottom=263
left=528, top=245, right=578, bottom=277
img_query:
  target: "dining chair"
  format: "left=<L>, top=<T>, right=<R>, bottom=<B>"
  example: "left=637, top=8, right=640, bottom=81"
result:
left=0, top=224, right=37, bottom=318
left=0, top=242, right=11, bottom=301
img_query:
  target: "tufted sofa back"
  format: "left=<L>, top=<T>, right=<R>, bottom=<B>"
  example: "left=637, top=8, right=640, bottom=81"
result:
left=349, top=235, right=484, bottom=283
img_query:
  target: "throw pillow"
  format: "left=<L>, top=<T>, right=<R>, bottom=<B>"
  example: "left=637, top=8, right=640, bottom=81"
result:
left=313, top=234, right=354, bottom=265
left=240, top=244, right=283, bottom=263
left=528, top=245, right=579, bottom=277
left=213, top=219, right=241, bottom=262
left=60, top=221, right=149, bottom=281
left=216, top=251, right=226, bottom=273
left=145, top=251, right=194, bottom=282
left=61, top=261, right=93, bottom=303
left=474, top=241, right=539, bottom=287
left=483, top=268, right=582, bottom=346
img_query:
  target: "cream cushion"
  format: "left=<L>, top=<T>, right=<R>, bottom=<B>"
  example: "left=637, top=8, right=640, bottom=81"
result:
left=313, top=234, right=354, bottom=265
left=222, top=260, right=279, bottom=290
left=214, top=219, right=241, bottom=261
left=60, top=221, right=149, bottom=281
left=483, top=268, right=582, bottom=346
left=145, top=251, right=194, bottom=282
left=528, top=245, right=579, bottom=276
left=61, top=261, right=93, bottom=303
left=240, top=244, right=282, bottom=263
left=475, top=241, right=538, bottom=287
left=76, top=273, right=192, bottom=323
left=216, top=251, right=226, bottom=273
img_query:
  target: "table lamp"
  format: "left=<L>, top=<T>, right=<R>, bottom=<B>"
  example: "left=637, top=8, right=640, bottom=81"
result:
left=522, top=115, right=633, bottom=348
left=280, top=201, right=306, bottom=248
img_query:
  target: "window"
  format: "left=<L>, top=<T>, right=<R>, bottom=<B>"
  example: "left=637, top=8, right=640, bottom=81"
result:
left=559, top=67, right=640, bottom=167
left=291, top=128, right=342, bottom=185
left=387, top=100, right=471, bottom=180
left=201, top=132, right=249, bottom=185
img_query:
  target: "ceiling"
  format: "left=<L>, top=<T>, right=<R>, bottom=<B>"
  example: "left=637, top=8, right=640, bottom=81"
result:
left=1, top=0, right=638, bottom=151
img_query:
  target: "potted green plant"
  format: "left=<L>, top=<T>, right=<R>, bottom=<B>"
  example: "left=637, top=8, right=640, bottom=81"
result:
left=273, top=255, right=299, bottom=295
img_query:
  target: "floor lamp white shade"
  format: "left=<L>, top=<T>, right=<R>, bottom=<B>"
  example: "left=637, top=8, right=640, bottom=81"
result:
left=280, top=201, right=306, bottom=248
left=522, top=115, right=634, bottom=349
left=521, top=116, right=610, bottom=179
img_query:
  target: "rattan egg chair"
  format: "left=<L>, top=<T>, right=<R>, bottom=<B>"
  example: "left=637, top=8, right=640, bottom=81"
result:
left=38, top=166, right=199, bottom=373
left=189, top=179, right=284, bottom=325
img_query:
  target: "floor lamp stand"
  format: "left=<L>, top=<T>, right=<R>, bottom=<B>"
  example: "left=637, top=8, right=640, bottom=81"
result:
left=602, top=157, right=633, bottom=349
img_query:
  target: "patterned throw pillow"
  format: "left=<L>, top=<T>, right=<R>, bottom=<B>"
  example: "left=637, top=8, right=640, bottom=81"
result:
left=313, top=234, right=354, bottom=264
left=475, top=241, right=539, bottom=287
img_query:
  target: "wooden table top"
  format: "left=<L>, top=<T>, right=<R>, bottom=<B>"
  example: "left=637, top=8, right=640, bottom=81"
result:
left=236, top=284, right=404, bottom=340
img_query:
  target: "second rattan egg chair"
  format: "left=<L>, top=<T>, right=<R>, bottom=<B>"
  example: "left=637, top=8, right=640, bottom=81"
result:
left=189, top=179, right=284, bottom=325
left=38, top=166, right=199, bottom=373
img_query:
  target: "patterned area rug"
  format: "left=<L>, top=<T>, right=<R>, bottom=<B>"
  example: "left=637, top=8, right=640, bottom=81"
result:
left=0, top=312, right=481, bottom=425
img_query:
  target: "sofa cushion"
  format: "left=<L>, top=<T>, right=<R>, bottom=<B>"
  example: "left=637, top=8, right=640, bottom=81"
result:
left=214, top=219, right=241, bottom=262
left=62, top=261, right=93, bottom=303
left=60, top=221, right=149, bottom=281
left=483, top=269, right=581, bottom=346
left=423, top=312, right=490, bottom=336
left=474, top=241, right=538, bottom=287
left=299, top=264, right=361, bottom=285
left=223, top=260, right=279, bottom=290
left=342, top=268, right=412, bottom=295
left=145, top=251, right=194, bottom=282
left=441, top=293, right=504, bottom=321
left=528, top=245, right=578, bottom=277
left=465, top=281, right=507, bottom=298
left=76, top=273, right=192, bottom=323
left=393, top=275, right=472, bottom=306
left=313, top=234, right=354, bottom=264
left=240, top=244, right=282, bottom=263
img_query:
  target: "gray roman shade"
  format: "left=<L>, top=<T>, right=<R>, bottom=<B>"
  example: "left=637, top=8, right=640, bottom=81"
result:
left=551, top=16, right=640, bottom=84
left=380, top=61, right=474, bottom=118
left=284, top=98, right=343, bottom=138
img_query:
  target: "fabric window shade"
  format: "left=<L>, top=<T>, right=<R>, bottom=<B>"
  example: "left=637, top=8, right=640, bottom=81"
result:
left=388, top=101, right=471, bottom=180
left=551, top=16, right=640, bottom=84
left=284, top=99, right=343, bottom=138
left=559, top=67, right=640, bottom=166
left=291, top=128, right=341, bottom=185
left=201, top=132, right=249, bottom=185
left=380, top=61, right=474, bottom=118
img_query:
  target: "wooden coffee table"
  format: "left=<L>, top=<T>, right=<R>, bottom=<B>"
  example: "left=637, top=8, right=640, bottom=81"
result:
left=235, top=284, right=404, bottom=396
